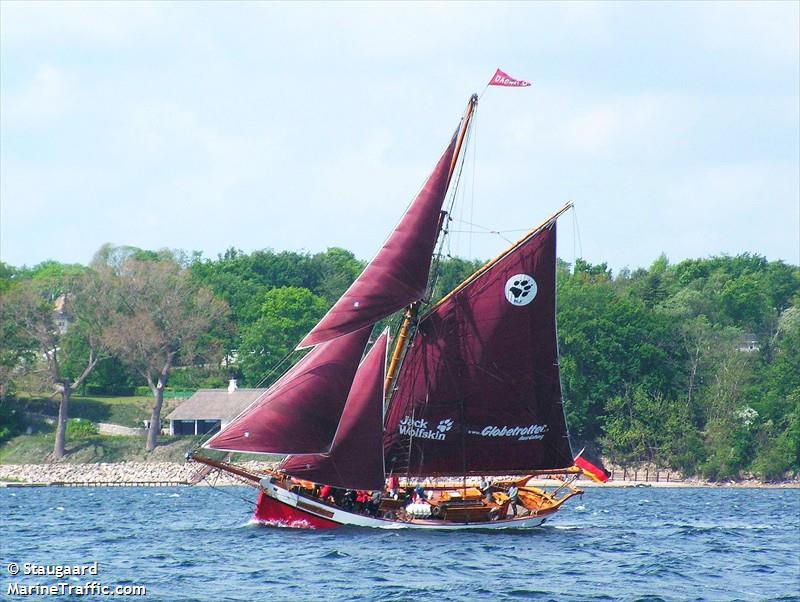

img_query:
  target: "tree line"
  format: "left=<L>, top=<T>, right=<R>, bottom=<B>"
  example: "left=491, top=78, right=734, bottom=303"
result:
left=0, top=246, right=797, bottom=480
left=558, top=254, right=799, bottom=480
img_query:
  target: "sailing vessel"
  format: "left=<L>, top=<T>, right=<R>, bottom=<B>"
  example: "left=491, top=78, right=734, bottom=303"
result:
left=190, top=92, right=595, bottom=529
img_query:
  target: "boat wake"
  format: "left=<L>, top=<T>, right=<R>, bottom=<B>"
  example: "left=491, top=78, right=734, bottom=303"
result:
left=250, top=517, right=318, bottom=529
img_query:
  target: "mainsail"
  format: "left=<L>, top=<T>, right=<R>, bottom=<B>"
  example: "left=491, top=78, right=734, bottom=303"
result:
left=298, top=136, right=458, bottom=349
left=205, top=326, right=371, bottom=454
left=280, top=331, right=388, bottom=490
left=383, top=215, right=573, bottom=476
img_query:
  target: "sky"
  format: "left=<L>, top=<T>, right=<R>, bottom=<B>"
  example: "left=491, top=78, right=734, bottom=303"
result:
left=1, top=1, right=798, bottom=274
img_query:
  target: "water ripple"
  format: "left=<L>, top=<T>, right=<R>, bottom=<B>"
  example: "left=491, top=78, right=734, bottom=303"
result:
left=1, top=486, right=798, bottom=601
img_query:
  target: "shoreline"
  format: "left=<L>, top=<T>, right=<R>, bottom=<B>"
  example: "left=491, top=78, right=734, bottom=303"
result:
left=566, top=479, right=799, bottom=489
left=0, top=461, right=274, bottom=488
left=0, top=462, right=797, bottom=489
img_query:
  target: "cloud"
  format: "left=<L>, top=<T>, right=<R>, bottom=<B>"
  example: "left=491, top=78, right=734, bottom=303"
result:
left=1, top=65, right=73, bottom=127
left=0, top=1, right=163, bottom=47
left=693, top=1, right=800, bottom=62
left=657, top=161, right=799, bottom=264
left=0, top=2, right=797, bottom=271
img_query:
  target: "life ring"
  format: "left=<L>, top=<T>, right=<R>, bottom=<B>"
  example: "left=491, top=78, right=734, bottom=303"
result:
left=489, top=507, right=500, bottom=521
left=431, top=505, right=442, bottom=518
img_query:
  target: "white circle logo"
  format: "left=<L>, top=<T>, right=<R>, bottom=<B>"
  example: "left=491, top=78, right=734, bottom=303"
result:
left=504, top=274, right=537, bottom=306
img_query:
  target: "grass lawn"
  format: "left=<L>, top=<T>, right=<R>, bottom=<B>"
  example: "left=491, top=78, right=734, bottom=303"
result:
left=202, top=449, right=284, bottom=465
left=0, top=432, right=208, bottom=464
left=5, top=394, right=184, bottom=428
left=1, top=394, right=280, bottom=465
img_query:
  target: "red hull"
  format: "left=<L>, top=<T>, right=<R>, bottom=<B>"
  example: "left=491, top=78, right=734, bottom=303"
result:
left=253, top=491, right=340, bottom=529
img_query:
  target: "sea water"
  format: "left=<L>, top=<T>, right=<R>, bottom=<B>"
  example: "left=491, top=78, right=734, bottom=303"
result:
left=1, top=486, right=798, bottom=601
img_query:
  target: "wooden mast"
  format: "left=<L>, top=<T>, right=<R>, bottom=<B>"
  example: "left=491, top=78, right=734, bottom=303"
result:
left=383, top=93, right=479, bottom=398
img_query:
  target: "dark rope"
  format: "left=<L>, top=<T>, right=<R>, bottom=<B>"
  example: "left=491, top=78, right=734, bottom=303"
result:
left=200, top=467, right=260, bottom=509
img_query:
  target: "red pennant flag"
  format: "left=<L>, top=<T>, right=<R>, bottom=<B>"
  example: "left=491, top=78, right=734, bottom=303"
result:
left=488, top=68, right=532, bottom=88
left=575, top=456, right=610, bottom=483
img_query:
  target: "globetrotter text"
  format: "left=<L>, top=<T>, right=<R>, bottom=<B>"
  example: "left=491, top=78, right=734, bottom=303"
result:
left=474, top=424, right=549, bottom=441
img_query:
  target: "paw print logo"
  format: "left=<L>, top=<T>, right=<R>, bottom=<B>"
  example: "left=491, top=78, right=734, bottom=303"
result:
left=504, top=274, right=537, bottom=306
left=437, top=419, right=454, bottom=433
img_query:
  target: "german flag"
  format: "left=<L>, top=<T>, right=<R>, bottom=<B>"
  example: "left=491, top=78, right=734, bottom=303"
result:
left=575, top=456, right=610, bottom=483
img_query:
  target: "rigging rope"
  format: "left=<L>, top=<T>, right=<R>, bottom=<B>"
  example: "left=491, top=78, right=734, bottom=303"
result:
left=253, top=345, right=305, bottom=389
left=469, top=110, right=478, bottom=258
left=449, top=218, right=516, bottom=244
left=201, top=468, right=260, bottom=509
left=571, top=202, right=583, bottom=266
left=426, top=109, right=475, bottom=307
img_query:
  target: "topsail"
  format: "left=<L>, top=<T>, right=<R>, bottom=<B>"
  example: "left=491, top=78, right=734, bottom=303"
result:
left=298, top=136, right=458, bottom=348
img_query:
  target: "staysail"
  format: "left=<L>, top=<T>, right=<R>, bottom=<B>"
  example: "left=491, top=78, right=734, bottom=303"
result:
left=298, top=136, right=458, bottom=349
left=383, top=212, right=573, bottom=476
left=205, top=326, right=372, bottom=454
left=280, top=331, right=388, bottom=490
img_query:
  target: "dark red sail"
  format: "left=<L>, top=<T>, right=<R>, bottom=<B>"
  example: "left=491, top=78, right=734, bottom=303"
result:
left=281, top=331, right=388, bottom=490
left=206, top=326, right=371, bottom=454
left=383, top=219, right=573, bottom=476
left=298, top=136, right=457, bottom=349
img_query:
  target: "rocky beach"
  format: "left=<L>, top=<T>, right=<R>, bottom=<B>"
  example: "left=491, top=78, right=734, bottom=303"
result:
left=0, top=461, right=277, bottom=486
left=1, top=461, right=796, bottom=488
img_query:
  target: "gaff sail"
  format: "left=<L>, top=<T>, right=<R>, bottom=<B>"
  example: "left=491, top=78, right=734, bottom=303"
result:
left=298, top=136, right=457, bottom=349
left=205, top=326, right=372, bottom=455
left=281, top=331, right=388, bottom=490
left=383, top=218, right=573, bottom=476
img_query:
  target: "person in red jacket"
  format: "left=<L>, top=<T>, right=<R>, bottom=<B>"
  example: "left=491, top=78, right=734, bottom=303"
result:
left=319, top=484, right=332, bottom=503
left=355, top=490, right=368, bottom=512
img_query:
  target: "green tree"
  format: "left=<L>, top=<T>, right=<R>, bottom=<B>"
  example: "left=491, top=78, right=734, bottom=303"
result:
left=699, top=327, right=754, bottom=480
left=0, top=277, right=37, bottom=400
left=748, top=305, right=800, bottom=479
left=428, top=256, right=483, bottom=305
left=602, top=385, right=703, bottom=473
left=5, top=271, right=113, bottom=458
left=239, top=287, right=327, bottom=386
left=0, top=262, right=17, bottom=293
left=310, top=248, right=364, bottom=304
left=102, top=252, right=229, bottom=451
left=557, top=259, right=684, bottom=442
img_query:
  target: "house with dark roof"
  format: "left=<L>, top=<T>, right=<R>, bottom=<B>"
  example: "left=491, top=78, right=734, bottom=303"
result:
left=165, top=381, right=266, bottom=436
